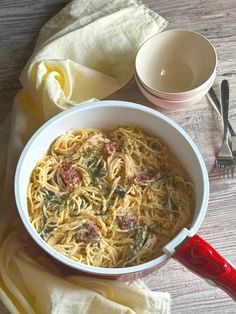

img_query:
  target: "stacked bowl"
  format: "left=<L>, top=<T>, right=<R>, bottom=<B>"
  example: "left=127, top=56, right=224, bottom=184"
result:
left=135, top=30, right=217, bottom=109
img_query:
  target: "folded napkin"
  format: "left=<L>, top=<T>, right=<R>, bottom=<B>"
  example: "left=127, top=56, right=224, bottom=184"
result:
left=0, top=0, right=170, bottom=313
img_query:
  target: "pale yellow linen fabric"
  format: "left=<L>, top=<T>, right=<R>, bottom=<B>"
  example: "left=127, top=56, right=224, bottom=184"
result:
left=0, top=0, right=170, bottom=313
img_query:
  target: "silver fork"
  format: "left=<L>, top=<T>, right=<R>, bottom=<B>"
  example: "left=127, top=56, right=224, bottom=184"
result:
left=208, top=85, right=236, bottom=160
left=215, top=80, right=234, bottom=178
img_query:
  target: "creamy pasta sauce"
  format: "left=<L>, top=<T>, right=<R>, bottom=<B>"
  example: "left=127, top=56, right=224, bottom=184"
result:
left=27, top=126, right=194, bottom=267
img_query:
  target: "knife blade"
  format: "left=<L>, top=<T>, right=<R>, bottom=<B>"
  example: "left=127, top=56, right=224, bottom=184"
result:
left=207, top=87, right=235, bottom=137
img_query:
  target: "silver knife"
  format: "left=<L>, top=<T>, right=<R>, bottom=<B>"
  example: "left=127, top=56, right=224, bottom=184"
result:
left=207, top=87, right=235, bottom=137
left=207, top=85, right=236, bottom=158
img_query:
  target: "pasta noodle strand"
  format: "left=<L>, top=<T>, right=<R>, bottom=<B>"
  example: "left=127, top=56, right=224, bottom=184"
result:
left=28, top=126, right=194, bottom=267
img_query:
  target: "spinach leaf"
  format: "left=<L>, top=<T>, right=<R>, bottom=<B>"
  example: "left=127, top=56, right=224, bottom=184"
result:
left=91, top=160, right=107, bottom=178
left=96, top=167, right=107, bottom=177
left=168, top=177, right=178, bottom=189
left=85, top=155, right=99, bottom=167
left=164, top=194, right=178, bottom=212
left=132, top=227, right=149, bottom=256
left=114, top=185, right=126, bottom=198
left=41, top=189, right=61, bottom=205
left=41, top=212, right=47, bottom=229
left=41, top=226, right=54, bottom=241
left=149, top=142, right=158, bottom=150
left=80, top=199, right=86, bottom=209
left=41, top=189, right=68, bottom=212
left=164, top=195, right=172, bottom=211
left=97, top=240, right=103, bottom=249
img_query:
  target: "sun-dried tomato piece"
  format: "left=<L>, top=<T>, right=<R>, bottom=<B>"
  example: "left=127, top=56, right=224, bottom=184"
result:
left=104, top=141, right=118, bottom=156
left=76, top=222, right=101, bottom=243
left=159, top=164, right=169, bottom=174
left=60, top=162, right=80, bottom=188
left=133, top=171, right=161, bottom=186
left=117, top=215, right=137, bottom=230
left=134, top=174, right=150, bottom=185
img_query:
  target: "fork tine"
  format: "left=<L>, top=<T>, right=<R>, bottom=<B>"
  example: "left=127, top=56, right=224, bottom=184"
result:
left=217, top=162, right=235, bottom=178
left=231, top=136, right=236, bottom=161
left=227, top=165, right=230, bottom=178
left=217, top=162, right=222, bottom=178
left=223, top=165, right=226, bottom=178
left=217, top=162, right=223, bottom=178
left=216, top=162, right=221, bottom=177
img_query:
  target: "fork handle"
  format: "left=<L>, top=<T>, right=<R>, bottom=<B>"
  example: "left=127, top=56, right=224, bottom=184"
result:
left=221, top=80, right=230, bottom=142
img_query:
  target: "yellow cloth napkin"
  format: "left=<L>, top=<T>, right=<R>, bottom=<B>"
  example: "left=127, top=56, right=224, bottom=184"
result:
left=0, top=0, right=170, bottom=313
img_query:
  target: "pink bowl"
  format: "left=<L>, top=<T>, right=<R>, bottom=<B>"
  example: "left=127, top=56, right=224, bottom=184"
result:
left=135, top=73, right=215, bottom=110
left=135, top=29, right=217, bottom=101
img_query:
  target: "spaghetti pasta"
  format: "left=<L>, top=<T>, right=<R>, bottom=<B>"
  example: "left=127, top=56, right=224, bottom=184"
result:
left=27, top=126, right=194, bottom=267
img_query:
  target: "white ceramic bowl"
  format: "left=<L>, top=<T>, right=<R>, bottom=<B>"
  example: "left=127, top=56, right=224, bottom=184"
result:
left=15, top=101, right=209, bottom=280
left=135, top=72, right=215, bottom=110
left=135, top=29, right=217, bottom=101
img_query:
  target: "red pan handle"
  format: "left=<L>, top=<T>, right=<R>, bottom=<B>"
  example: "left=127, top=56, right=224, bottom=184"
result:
left=174, top=235, right=236, bottom=301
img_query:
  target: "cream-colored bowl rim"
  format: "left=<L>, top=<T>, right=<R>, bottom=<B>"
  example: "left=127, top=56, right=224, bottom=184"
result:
left=135, top=29, right=217, bottom=98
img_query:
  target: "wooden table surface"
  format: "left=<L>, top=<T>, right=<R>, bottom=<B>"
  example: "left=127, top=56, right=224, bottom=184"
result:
left=0, top=0, right=236, bottom=313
